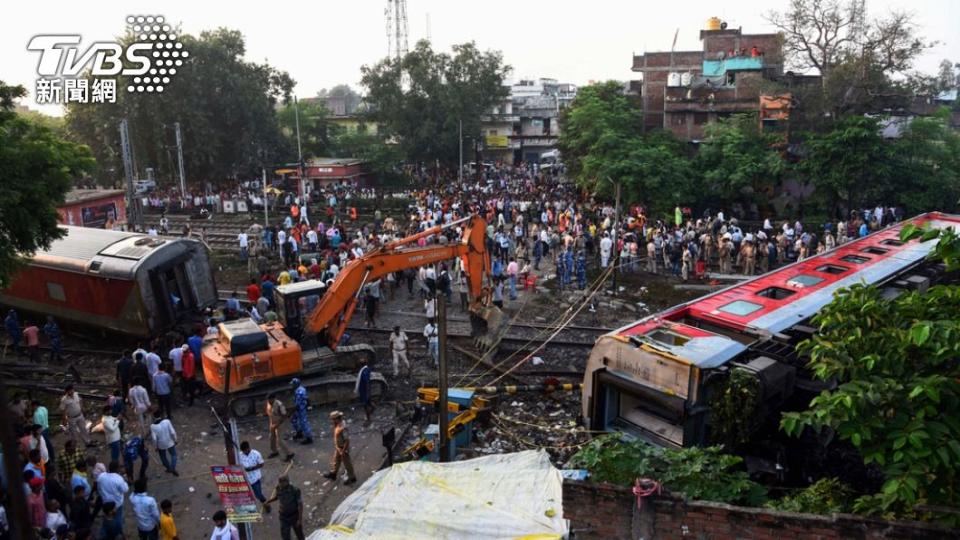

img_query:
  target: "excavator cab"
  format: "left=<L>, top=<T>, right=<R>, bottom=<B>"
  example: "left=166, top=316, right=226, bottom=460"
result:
left=274, top=280, right=327, bottom=342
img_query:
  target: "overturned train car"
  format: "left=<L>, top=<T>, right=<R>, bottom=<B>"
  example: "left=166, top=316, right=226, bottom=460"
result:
left=0, top=226, right=217, bottom=338
left=582, top=212, right=960, bottom=448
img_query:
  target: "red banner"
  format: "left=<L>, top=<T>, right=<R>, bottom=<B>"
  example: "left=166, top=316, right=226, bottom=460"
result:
left=210, top=465, right=262, bottom=523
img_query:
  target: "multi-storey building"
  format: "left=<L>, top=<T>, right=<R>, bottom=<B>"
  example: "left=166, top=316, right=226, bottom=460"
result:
left=632, top=17, right=784, bottom=141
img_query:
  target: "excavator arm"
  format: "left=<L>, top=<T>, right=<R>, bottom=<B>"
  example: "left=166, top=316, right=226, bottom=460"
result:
left=304, top=215, right=494, bottom=349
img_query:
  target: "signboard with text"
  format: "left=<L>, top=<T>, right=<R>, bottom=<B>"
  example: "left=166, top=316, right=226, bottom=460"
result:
left=210, top=465, right=262, bottom=523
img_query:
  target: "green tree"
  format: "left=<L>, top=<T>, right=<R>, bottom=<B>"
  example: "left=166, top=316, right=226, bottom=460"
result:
left=0, top=82, right=95, bottom=286
left=696, top=114, right=788, bottom=208
left=888, top=109, right=960, bottom=214
left=781, top=226, right=960, bottom=522
left=361, top=40, right=510, bottom=166
left=765, top=0, right=934, bottom=125
left=331, top=130, right=405, bottom=184
left=580, top=130, right=694, bottom=216
left=66, top=27, right=294, bottom=187
left=277, top=99, right=333, bottom=159
left=800, top=115, right=892, bottom=216
left=558, top=80, right=641, bottom=182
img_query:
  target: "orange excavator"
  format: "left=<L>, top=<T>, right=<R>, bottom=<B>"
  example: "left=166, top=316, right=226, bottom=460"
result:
left=201, top=215, right=502, bottom=416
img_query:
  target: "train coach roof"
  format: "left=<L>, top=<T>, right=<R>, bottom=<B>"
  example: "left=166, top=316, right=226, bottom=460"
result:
left=30, top=226, right=197, bottom=279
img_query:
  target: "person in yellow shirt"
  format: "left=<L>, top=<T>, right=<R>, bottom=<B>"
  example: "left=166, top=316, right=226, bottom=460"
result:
left=160, top=499, right=179, bottom=540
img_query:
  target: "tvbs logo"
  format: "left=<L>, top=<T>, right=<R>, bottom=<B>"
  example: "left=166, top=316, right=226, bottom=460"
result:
left=28, top=15, right=189, bottom=104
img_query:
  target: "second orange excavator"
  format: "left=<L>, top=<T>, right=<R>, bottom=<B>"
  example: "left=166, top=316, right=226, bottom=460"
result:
left=201, top=214, right=503, bottom=416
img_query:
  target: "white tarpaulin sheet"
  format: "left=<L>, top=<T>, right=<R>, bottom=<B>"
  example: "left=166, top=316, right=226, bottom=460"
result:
left=307, top=450, right=568, bottom=540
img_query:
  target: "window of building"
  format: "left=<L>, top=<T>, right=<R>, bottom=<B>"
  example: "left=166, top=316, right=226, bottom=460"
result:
left=717, top=300, right=763, bottom=317
left=694, top=112, right=709, bottom=125
left=815, top=264, right=848, bottom=275
left=881, top=239, right=904, bottom=246
left=47, top=282, right=66, bottom=302
left=840, top=254, right=871, bottom=264
left=756, top=286, right=795, bottom=300
left=861, top=246, right=889, bottom=255
left=671, top=114, right=686, bottom=126
left=787, top=274, right=825, bottom=288
left=489, top=129, right=498, bottom=136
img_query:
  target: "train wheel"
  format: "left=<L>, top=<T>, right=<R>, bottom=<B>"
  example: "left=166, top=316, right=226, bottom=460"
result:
left=230, top=397, right=256, bottom=417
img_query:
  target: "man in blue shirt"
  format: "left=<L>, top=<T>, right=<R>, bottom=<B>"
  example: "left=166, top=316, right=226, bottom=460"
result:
left=124, top=436, right=150, bottom=481
left=355, top=359, right=373, bottom=426
left=130, top=477, right=160, bottom=539
left=290, top=378, right=313, bottom=445
left=153, top=365, right=174, bottom=420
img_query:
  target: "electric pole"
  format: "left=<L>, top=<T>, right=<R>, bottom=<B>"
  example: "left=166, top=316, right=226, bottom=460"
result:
left=119, top=118, right=142, bottom=231
left=437, top=295, right=451, bottom=462
left=294, top=95, right=305, bottom=199
left=174, top=122, right=187, bottom=200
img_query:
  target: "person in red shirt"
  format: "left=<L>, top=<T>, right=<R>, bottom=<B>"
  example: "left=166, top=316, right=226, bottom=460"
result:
left=181, top=347, right=197, bottom=407
left=22, top=321, right=40, bottom=363
left=246, top=279, right=261, bottom=304
left=27, top=476, right=46, bottom=528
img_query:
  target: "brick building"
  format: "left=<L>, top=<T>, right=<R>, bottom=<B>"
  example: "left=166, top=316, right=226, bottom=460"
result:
left=632, top=17, right=784, bottom=141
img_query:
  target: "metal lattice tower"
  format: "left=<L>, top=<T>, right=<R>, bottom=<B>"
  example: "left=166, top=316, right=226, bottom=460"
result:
left=385, top=0, right=409, bottom=62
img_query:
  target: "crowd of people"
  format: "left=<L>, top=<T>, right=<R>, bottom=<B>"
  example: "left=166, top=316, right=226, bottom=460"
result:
left=3, top=158, right=909, bottom=538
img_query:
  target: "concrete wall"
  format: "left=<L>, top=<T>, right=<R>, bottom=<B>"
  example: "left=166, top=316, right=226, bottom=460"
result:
left=563, top=481, right=959, bottom=540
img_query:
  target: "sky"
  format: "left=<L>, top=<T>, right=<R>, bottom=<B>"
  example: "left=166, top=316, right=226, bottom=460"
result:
left=2, top=0, right=958, bottom=116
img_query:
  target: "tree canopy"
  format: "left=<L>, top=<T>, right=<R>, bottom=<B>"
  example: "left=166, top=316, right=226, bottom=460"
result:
left=360, top=40, right=510, bottom=167
left=66, top=27, right=294, bottom=188
left=0, top=82, right=95, bottom=287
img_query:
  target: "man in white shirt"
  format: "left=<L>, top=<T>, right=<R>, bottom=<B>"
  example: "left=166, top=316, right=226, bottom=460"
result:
left=99, top=405, right=123, bottom=463
left=277, top=229, right=287, bottom=259
left=238, top=231, right=249, bottom=261
left=145, top=351, right=162, bottom=386
left=239, top=441, right=267, bottom=505
left=423, top=319, right=439, bottom=367
left=599, top=232, right=613, bottom=268
left=168, top=344, right=184, bottom=386
left=389, top=326, right=409, bottom=376
left=150, top=416, right=179, bottom=476
left=128, top=382, right=152, bottom=437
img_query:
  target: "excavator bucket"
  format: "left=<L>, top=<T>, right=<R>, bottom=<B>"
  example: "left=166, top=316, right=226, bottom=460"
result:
left=470, top=304, right=508, bottom=354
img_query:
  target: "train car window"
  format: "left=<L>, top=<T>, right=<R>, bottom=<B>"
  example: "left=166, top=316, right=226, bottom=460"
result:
left=717, top=300, right=763, bottom=316
left=815, top=264, right=848, bottom=275
left=46, top=282, right=66, bottom=302
left=861, top=246, right=888, bottom=255
left=756, top=286, right=795, bottom=300
left=840, top=254, right=871, bottom=264
left=787, top=274, right=825, bottom=288
left=645, top=329, right=690, bottom=347
left=881, top=239, right=904, bottom=246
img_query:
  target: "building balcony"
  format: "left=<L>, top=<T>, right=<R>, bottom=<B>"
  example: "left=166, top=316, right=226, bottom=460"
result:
left=663, top=98, right=759, bottom=113
left=481, top=113, right=520, bottom=123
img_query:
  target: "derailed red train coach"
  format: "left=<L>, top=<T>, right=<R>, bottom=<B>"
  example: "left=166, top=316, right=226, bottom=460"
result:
left=582, top=212, right=960, bottom=449
left=0, top=226, right=218, bottom=337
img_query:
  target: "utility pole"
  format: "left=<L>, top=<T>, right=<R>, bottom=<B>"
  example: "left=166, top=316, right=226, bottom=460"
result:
left=262, top=168, right=269, bottom=228
left=611, top=178, right=621, bottom=296
left=119, top=119, right=142, bottom=231
left=437, top=295, right=451, bottom=462
left=220, top=359, right=251, bottom=539
left=294, top=95, right=305, bottom=199
left=174, top=122, right=187, bottom=200
left=458, top=119, right=463, bottom=185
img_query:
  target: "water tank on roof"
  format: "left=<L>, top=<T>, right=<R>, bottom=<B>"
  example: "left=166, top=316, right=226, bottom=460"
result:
left=667, top=72, right=681, bottom=87
left=706, top=17, right=722, bottom=31
left=680, top=72, right=692, bottom=87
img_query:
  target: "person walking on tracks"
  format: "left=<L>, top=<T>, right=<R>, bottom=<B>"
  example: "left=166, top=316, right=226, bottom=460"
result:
left=322, top=411, right=356, bottom=485
left=289, top=378, right=313, bottom=445
left=389, top=326, right=409, bottom=376
left=266, top=393, right=294, bottom=462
